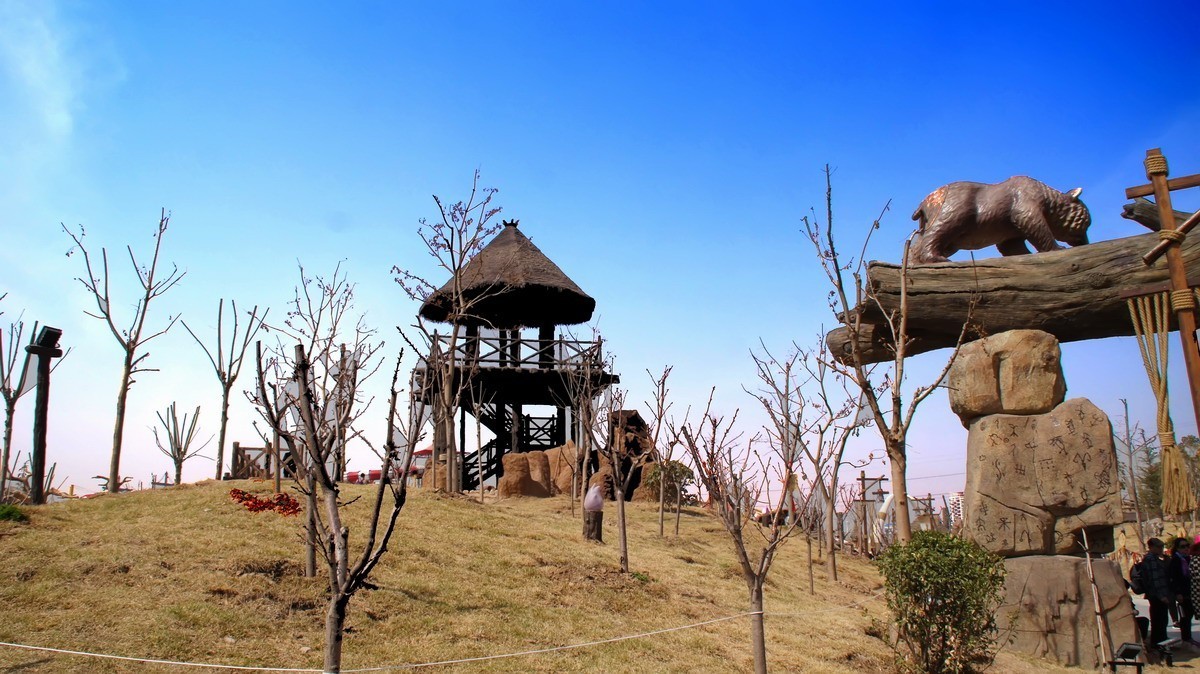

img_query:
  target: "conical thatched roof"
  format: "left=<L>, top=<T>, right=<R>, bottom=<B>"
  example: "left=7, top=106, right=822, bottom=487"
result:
left=418, top=220, right=596, bottom=328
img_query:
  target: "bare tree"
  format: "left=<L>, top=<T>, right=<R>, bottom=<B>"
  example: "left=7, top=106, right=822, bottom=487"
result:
left=593, top=385, right=654, bottom=573
left=806, top=167, right=970, bottom=544
left=747, top=338, right=869, bottom=581
left=835, top=482, right=863, bottom=551
left=1, top=303, right=33, bottom=502
left=676, top=390, right=800, bottom=674
left=182, top=299, right=267, bottom=479
left=644, top=367, right=679, bottom=537
left=249, top=263, right=413, bottom=674
left=64, top=210, right=184, bottom=492
left=152, top=402, right=213, bottom=485
left=393, top=171, right=502, bottom=493
left=554, top=331, right=612, bottom=518
left=9, top=455, right=64, bottom=502
left=256, top=344, right=422, bottom=673
left=1116, top=398, right=1152, bottom=550
left=255, top=263, right=382, bottom=576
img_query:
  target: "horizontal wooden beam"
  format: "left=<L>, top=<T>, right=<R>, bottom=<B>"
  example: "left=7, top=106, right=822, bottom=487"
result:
left=1117, top=276, right=1200, bottom=300
left=1126, top=173, right=1200, bottom=198
left=825, top=229, right=1200, bottom=364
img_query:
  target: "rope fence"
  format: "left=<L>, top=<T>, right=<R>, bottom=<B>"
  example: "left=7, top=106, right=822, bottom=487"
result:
left=0, top=591, right=884, bottom=672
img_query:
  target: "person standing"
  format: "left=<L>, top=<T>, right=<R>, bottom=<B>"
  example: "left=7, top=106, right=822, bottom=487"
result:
left=1189, top=540, right=1200, bottom=645
left=1170, top=537, right=1194, bottom=643
left=1139, top=537, right=1175, bottom=647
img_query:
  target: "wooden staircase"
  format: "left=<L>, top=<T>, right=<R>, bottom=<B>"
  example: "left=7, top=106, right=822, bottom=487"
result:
left=461, top=403, right=560, bottom=491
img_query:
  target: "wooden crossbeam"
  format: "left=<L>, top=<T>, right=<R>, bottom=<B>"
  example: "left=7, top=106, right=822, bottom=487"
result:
left=1126, top=173, right=1200, bottom=198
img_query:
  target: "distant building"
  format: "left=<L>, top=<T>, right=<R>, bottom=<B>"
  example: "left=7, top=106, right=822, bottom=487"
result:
left=947, top=492, right=964, bottom=530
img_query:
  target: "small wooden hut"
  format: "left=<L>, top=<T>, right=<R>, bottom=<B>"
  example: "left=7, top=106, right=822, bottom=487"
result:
left=413, top=220, right=618, bottom=491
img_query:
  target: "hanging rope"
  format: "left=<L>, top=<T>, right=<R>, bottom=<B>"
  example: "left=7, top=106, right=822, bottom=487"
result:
left=1128, top=292, right=1195, bottom=515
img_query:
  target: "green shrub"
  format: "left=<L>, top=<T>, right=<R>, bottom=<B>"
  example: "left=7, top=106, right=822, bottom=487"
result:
left=0, top=504, right=29, bottom=523
left=640, top=460, right=696, bottom=504
left=875, top=531, right=1006, bottom=674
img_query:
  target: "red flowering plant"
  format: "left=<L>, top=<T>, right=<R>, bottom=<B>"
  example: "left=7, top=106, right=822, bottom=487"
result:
left=229, top=488, right=301, bottom=516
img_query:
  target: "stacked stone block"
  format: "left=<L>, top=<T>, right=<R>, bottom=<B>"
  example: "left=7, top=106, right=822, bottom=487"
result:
left=950, top=330, right=1139, bottom=668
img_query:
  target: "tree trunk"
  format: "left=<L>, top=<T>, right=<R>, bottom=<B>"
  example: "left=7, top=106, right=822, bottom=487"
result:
left=1, top=400, right=15, bottom=501
left=273, top=429, right=282, bottom=494
left=748, top=580, right=767, bottom=674
left=658, top=468, right=666, bottom=537
left=476, top=414, right=484, bottom=504
left=108, top=352, right=134, bottom=493
left=825, top=508, right=838, bottom=581
left=805, top=535, right=815, bottom=595
left=174, top=459, right=183, bottom=487
left=888, top=442, right=912, bottom=544
left=824, top=481, right=838, bottom=581
left=579, top=431, right=592, bottom=537
left=825, top=230, right=1200, bottom=364
left=305, top=482, right=318, bottom=578
left=674, top=485, right=682, bottom=536
left=214, top=383, right=231, bottom=480
left=433, top=400, right=456, bottom=492
left=616, top=486, right=630, bottom=572
left=323, top=487, right=349, bottom=589
left=323, top=595, right=347, bottom=673
left=1120, top=401, right=1147, bottom=553
left=584, top=510, right=603, bottom=542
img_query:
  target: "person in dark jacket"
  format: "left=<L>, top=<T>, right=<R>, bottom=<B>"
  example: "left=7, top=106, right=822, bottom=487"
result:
left=1173, top=537, right=1197, bottom=643
left=1141, top=537, right=1175, bottom=646
left=1189, top=540, right=1200, bottom=641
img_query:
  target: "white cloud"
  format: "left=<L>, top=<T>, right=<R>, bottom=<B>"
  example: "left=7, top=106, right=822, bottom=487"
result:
left=0, top=1, right=77, bottom=145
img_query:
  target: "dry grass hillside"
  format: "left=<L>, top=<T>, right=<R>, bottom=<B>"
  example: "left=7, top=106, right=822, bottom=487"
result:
left=0, top=480, right=1131, bottom=673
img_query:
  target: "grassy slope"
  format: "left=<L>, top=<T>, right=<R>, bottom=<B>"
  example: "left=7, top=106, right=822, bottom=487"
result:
left=1, top=480, right=1078, bottom=673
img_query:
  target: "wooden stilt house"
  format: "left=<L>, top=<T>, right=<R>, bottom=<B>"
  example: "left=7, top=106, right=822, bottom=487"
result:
left=412, top=220, right=618, bottom=491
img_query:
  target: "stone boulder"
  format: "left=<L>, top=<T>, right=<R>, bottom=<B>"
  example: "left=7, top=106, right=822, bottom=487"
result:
left=998, top=556, right=1140, bottom=669
left=544, top=442, right=579, bottom=495
left=526, top=450, right=553, bottom=496
left=964, top=398, right=1121, bottom=557
left=948, top=330, right=1066, bottom=426
left=632, top=461, right=658, bottom=502
left=586, top=462, right=655, bottom=501
left=497, top=453, right=550, bottom=498
left=589, top=466, right=615, bottom=500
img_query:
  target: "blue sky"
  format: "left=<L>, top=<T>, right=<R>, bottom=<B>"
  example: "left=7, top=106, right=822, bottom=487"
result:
left=1, top=2, right=1198, bottom=497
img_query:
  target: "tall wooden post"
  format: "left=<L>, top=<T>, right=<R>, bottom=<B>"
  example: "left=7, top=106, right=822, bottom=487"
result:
left=511, top=403, right=522, bottom=453
left=28, top=352, right=52, bottom=504
left=538, top=324, right=554, bottom=369
left=555, top=406, right=567, bottom=447
left=25, top=328, right=63, bottom=505
left=1128, top=149, right=1200, bottom=433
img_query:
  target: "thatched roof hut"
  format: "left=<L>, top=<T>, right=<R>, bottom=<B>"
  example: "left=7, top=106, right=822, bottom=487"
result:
left=418, top=220, right=596, bottom=328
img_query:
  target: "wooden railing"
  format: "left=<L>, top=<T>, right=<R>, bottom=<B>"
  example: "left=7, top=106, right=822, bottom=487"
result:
left=416, top=335, right=605, bottom=373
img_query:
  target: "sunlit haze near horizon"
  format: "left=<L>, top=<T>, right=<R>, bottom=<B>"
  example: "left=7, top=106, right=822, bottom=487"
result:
left=2, top=2, right=1199, bottom=502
